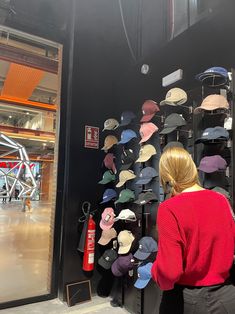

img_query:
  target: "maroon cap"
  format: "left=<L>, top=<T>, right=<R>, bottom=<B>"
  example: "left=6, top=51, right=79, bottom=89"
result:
left=103, top=153, right=117, bottom=174
left=111, top=253, right=134, bottom=277
left=140, top=100, right=160, bottom=123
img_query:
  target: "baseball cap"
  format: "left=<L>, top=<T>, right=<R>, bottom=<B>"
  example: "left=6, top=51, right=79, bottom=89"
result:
left=140, top=100, right=160, bottom=123
left=195, top=67, right=229, bottom=87
left=134, top=191, right=158, bottom=205
left=135, top=144, right=157, bottom=163
left=224, top=117, right=232, bottom=131
left=139, top=122, right=158, bottom=144
left=100, top=207, right=116, bottom=230
left=198, top=155, right=227, bottom=173
left=116, top=170, right=136, bottom=188
left=102, top=118, right=119, bottom=131
left=111, top=253, right=134, bottom=276
left=118, top=129, right=137, bottom=144
left=98, top=170, right=116, bottom=184
left=195, top=126, right=229, bottom=144
left=98, top=228, right=117, bottom=245
left=119, top=111, right=136, bottom=127
left=134, top=263, right=153, bottom=289
left=103, top=153, right=117, bottom=174
left=135, top=167, right=158, bottom=185
left=101, top=135, right=118, bottom=152
left=100, top=189, right=117, bottom=204
left=114, top=209, right=136, bottom=222
left=117, top=230, right=135, bottom=254
left=211, top=186, right=230, bottom=200
left=163, top=141, right=184, bottom=152
left=160, top=88, right=187, bottom=106
left=115, top=189, right=135, bottom=204
left=120, top=149, right=136, bottom=170
left=160, top=113, right=186, bottom=134
left=98, top=249, right=118, bottom=270
left=134, top=236, right=158, bottom=260
left=194, top=94, right=229, bottom=114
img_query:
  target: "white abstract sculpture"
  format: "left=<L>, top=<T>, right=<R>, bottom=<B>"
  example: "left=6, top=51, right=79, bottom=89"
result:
left=0, top=133, right=37, bottom=198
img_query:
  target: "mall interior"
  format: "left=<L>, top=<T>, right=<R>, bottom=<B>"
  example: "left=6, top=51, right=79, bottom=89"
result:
left=0, top=0, right=235, bottom=313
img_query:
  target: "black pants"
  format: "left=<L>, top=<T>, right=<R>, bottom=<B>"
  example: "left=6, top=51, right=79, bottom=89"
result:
left=160, top=283, right=235, bottom=314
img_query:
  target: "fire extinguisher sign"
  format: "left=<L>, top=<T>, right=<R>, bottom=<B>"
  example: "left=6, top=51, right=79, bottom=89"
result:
left=84, top=126, right=99, bottom=149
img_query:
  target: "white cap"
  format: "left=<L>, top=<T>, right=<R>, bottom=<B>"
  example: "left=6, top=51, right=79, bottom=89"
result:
left=114, top=209, right=136, bottom=222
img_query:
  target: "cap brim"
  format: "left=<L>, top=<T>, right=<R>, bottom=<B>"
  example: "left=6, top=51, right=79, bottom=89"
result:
left=139, top=135, right=153, bottom=144
left=100, top=197, right=113, bottom=204
left=136, top=154, right=154, bottom=163
left=134, top=250, right=150, bottom=260
left=118, top=243, right=132, bottom=254
left=160, top=100, right=177, bottom=106
left=160, top=126, right=177, bottom=134
left=135, top=178, right=152, bottom=185
left=100, top=221, right=114, bottom=230
left=98, top=179, right=111, bottom=184
left=140, top=113, right=155, bottom=123
left=98, top=237, right=112, bottom=245
left=116, top=181, right=125, bottom=188
left=198, top=166, right=218, bottom=173
left=120, top=162, right=133, bottom=170
left=134, top=278, right=151, bottom=289
left=98, top=257, right=112, bottom=270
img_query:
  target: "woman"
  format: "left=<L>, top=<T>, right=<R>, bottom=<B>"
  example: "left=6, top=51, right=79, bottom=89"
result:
left=151, top=147, right=235, bottom=314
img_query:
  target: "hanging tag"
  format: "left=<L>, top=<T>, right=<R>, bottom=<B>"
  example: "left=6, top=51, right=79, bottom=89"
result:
left=113, top=240, right=117, bottom=249
left=128, top=269, right=134, bottom=277
left=138, top=219, right=141, bottom=228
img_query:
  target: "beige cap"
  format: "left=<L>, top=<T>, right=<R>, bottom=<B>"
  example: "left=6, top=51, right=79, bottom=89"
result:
left=160, top=88, right=187, bottom=106
left=101, top=135, right=118, bottom=152
left=116, top=170, right=136, bottom=188
left=103, top=118, right=119, bottom=131
left=194, top=94, right=229, bottom=114
left=118, top=230, right=135, bottom=254
left=98, top=228, right=117, bottom=246
left=135, top=144, right=157, bottom=163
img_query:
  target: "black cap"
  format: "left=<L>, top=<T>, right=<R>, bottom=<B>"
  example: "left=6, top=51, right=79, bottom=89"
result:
left=98, top=249, right=118, bottom=270
left=134, top=191, right=158, bottom=205
left=160, top=113, right=186, bottom=134
left=120, top=149, right=136, bottom=170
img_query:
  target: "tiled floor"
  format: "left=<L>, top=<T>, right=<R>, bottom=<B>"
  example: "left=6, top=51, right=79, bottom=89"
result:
left=0, top=297, right=129, bottom=314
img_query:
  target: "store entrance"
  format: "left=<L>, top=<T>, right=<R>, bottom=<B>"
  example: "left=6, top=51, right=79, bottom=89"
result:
left=0, top=26, right=62, bottom=305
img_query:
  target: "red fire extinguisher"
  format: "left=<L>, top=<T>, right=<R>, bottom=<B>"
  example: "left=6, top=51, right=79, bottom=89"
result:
left=83, top=215, right=96, bottom=271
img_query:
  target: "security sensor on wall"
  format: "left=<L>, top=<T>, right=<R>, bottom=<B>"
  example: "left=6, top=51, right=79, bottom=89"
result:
left=141, top=64, right=150, bottom=75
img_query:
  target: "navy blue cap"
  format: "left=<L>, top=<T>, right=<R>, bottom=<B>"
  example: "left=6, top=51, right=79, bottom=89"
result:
left=135, top=167, right=158, bottom=185
left=120, top=149, right=136, bottom=170
left=195, top=126, right=229, bottom=144
left=195, top=67, right=228, bottom=87
left=100, top=189, right=117, bottom=204
left=134, top=262, right=153, bottom=289
left=134, top=236, right=158, bottom=260
left=119, top=111, right=136, bottom=127
left=118, top=129, right=137, bottom=144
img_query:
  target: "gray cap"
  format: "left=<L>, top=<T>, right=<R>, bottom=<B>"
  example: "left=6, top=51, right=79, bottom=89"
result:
left=160, top=113, right=186, bottom=134
left=134, top=191, right=158, bottom=205
left=195, top=126, right=229, bottom=144
left=163, top=141, right=184, bottom=152
left=134, top=236, right=158, bottom=260
left=98, top=249, right=118, bottom=269
left=135, top=167, right=158, bottom=185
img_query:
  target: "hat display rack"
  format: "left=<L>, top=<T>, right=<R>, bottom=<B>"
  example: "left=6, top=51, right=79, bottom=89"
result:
left=193, top=67, right=233, bottom=204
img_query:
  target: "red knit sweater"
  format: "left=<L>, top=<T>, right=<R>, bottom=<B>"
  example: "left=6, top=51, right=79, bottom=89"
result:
left=151, top=190, right=235, bottom=291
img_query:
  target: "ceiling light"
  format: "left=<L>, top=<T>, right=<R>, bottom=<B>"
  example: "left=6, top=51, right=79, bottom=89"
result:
left=26, top=112, right=29, bottom=115
left=9, top=115, right=12, bottom=119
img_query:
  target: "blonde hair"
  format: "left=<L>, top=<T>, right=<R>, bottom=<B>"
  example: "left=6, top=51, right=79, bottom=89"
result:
left=159, top=147, right=199, bottom=195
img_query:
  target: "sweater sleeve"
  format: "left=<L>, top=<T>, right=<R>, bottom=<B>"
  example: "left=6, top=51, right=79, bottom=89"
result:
left=151, top=202, right=185, bottom=290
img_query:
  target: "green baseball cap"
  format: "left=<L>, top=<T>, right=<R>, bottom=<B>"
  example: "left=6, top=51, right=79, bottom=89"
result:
left=98, top=170, right=116, bottom=184
left=115, top=189, right=135, bottom=204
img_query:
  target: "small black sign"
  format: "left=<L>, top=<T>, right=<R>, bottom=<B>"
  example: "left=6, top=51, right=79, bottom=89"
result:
left=66, top=280, right=92, bottom=307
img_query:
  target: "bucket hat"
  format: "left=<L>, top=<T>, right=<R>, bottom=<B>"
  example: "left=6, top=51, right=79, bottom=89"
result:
left=117, top=230, right=135, bottom=254
left=118, top=129, right=137, bottom=144
left=102, top=118, right=119, bottom=131
left=140, top=100, right=160, bottom=123
left=160, top=88, right=187, bottom=106
left=135, top=144, right=157, bottom=163
left=134, top=236, right=158, bottom=260
left=194, top=94, right=229, bottom=114
left=98, top=249, right=118, bottom=269
left=116, top=170, right=136, bottom=188
left=160, top=113, right=186, bottom=134
left=111, top=253, right=134, bottom=276
left=99, top=207, right=116, bottom=230
left=134, top=263, right=153, bottom=289
left=139, top=122, right=158, bottom=144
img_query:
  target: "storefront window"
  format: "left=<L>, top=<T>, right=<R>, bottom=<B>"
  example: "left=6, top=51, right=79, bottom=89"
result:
left=0, top=26, right=61, bottom=303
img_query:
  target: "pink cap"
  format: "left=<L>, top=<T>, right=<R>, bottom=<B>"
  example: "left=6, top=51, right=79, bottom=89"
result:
left=139, top=122, right=158, bottom=144
left=140, top=100, right=160, bottom=123
left=103, top=153, right=117, bottom=174
left=100, top=207, right=115, bottom=230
